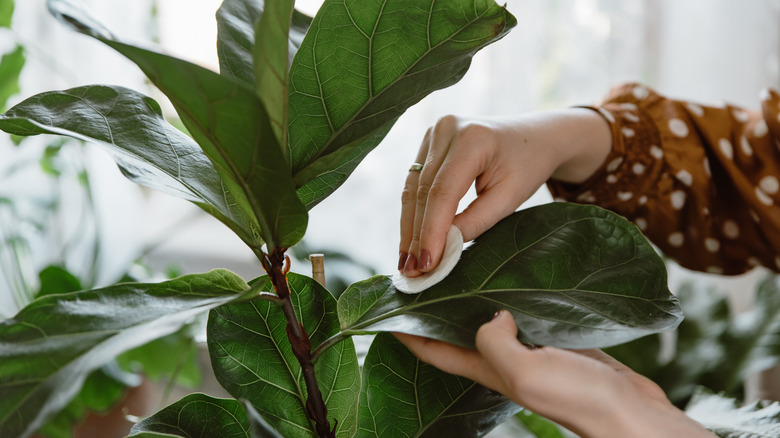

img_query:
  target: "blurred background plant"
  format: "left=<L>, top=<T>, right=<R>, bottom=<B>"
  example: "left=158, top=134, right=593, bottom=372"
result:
left=0, top=2, right=208, bottom=436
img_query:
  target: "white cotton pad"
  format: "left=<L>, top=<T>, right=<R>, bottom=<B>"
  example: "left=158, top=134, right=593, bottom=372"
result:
left=393, top=225, right=464, bottom=294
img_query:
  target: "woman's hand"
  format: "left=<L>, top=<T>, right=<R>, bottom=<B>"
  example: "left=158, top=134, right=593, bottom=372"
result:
left=399, top=109, right=612, bottom=277
left=394, top=311, right=714, bottom=438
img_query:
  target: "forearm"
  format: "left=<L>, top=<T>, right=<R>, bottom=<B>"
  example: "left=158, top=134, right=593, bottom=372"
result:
left=510, top=107, right=612, bottom=184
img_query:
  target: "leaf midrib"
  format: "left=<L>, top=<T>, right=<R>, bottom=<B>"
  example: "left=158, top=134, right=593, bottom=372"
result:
left=345, top=217, right=662, bottom=332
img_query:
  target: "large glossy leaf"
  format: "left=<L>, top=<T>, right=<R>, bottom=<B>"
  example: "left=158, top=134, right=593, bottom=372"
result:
left=0, top=45, right=25, bottom=111
left=252, top=0, right=293, bottom=148
left=357, top=333, right=519, bottom=437
left=685, top=387, right=780, bottom=437
left=0, top=85, right=261, bottom=247
left=47, top=0, right=307, bottom=249
left=216, top=0, right=312, bottom=151
left=287, top=0, right=516, bottom=208
left=0, top=269, right=250, bottom=438
left=216, top=0, right=311, bottom=89
left=338, top=203, right=682, bottom=349
left=208, top=273, right=360, bottom=438
left=129, top=393, right=250, bottom=438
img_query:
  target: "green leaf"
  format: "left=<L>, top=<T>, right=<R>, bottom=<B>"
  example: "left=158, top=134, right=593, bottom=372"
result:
left=216, top=0, right=311, bottom=90
left=0, top=85, right=263, bottom=248
left=287, top=0, right=516, bottom=208
left=252, top=0, right=293, bottom=149
left=0, top=0, right=12, bottom=28
left=129, top=393, right=250, bottom=438
left=0, top=45, right=25, bottom=111
left=0, top=269, right=250, bottom=438
left=685, top=387, right=780, bottom=438
left=356, top=333, right=520, bottom=437
left=37, top=265, right=83, bottom=298
left=338, top=203, right=682, bottom=349
left=217, top=0, right=306, bottom=150
left=208, top=273, right=360, bottom=438
left=47, top=0, right=308, bottom=249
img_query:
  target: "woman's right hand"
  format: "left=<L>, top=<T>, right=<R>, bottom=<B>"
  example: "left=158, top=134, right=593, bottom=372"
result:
left=399, top=108, right=613, bottom=277
left=394, top=311, right=715, bottom=438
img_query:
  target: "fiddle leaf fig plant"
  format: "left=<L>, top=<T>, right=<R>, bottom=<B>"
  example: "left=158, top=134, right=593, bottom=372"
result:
left=0, top=1, right=683, bottom=437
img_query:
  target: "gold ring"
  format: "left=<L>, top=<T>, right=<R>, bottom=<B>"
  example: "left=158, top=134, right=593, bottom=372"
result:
left=409, top=163, right=423, bottom=172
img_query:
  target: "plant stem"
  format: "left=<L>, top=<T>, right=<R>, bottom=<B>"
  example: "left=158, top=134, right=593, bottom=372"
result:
left=264, top=248, right=335, bottom=438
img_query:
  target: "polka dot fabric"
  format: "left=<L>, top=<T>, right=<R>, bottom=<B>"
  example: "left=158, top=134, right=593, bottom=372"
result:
left=548, top=83, right=780, bottom=275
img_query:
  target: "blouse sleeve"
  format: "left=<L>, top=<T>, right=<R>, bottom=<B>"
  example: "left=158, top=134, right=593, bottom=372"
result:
left=547, top=83, right=780, bottom=275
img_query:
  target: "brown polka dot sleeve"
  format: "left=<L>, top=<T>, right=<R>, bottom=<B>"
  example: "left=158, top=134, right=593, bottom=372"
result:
left=547, top=83, right=780, bottom=275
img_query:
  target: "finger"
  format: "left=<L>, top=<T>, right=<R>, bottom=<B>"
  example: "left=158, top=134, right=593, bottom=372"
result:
left=477, top=312, right=634, bottom=424
left=399, top=132, right=431, bottom=271
left=405, top=116, right=458, bottom=276
left=474, top=311, right=542, bottom=396
left=393, top=332, right=500, bottom=389
left=451, top=182, right=519, bottom=243
left=416, top=135, right=489, bottom=271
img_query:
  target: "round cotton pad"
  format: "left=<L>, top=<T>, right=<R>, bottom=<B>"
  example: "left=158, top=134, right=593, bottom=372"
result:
left=393, top=225, right=464, bottom=294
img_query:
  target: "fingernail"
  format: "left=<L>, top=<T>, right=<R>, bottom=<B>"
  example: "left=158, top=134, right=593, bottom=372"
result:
left=419, top=249, right=431, bottom=270
left=404, top=253, right=418, bottom=273
left=492, top=310, right=503, bottom=320
left=398, top=252, right=408, bottom=271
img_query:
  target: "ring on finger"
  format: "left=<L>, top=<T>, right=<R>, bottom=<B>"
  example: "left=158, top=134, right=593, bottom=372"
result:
left=409, top=162, right=424, bottom=172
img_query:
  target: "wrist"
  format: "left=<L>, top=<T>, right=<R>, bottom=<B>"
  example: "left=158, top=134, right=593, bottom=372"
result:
left=577, top=394, right=713, bottom=438
left=548, top=108, right=612, bottom=184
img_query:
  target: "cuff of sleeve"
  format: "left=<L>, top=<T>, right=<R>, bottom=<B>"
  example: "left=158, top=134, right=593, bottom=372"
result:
left=547, top=83, right=664, bottom=212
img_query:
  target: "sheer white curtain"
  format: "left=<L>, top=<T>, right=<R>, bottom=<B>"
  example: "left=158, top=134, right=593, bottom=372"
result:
left=2, top=0, right=779, bottom=313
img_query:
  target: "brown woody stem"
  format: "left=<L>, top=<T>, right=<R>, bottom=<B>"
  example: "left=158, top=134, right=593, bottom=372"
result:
left=263, top=248, right=335, bottom=438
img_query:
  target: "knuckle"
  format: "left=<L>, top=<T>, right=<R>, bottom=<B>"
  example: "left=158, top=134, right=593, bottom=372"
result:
left=401, top=185, right=416, bottom=205
left=416, top=183, right=432, bottom=202
left=457, top=122, right=494, bottom=145
left=427, top=182, right=450, bottom=200
left=434, top=114, right=459, bottom=132
left=461, top=215, right=488, bottom=239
